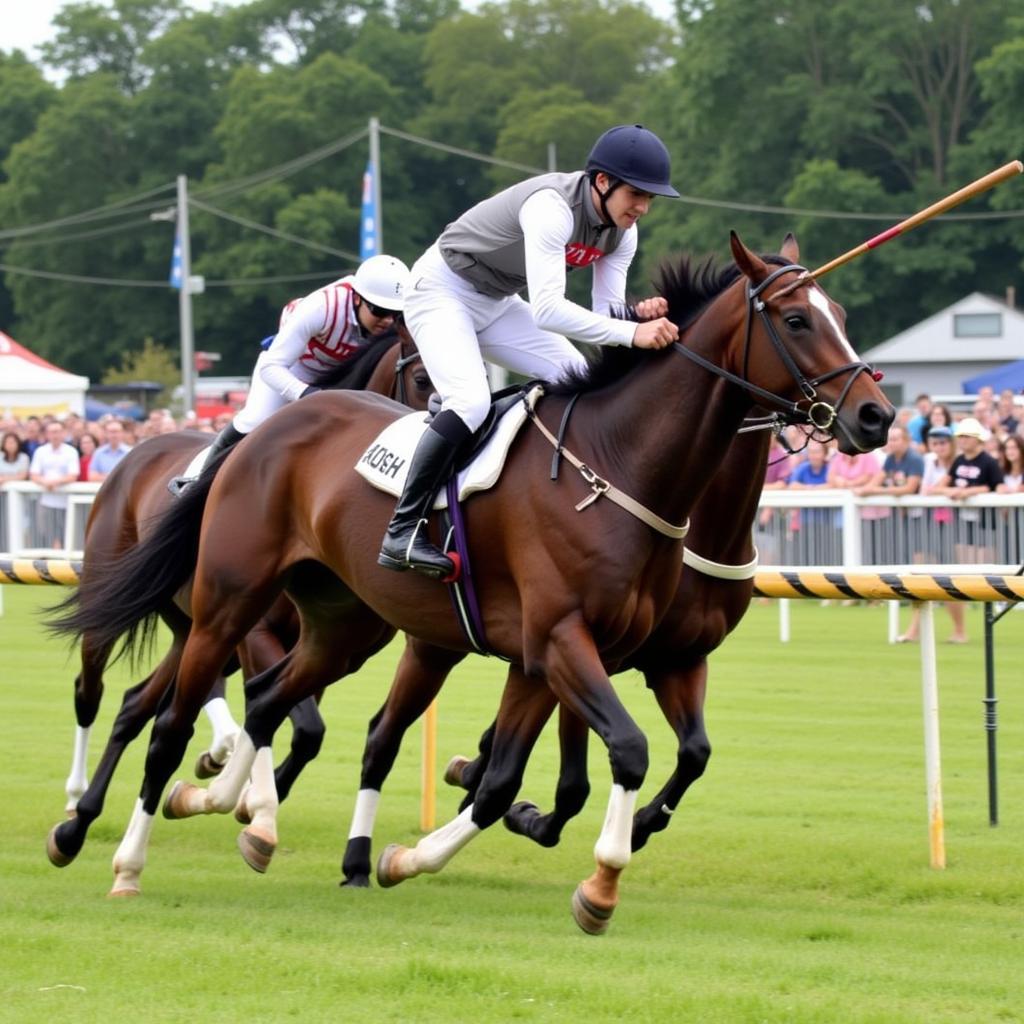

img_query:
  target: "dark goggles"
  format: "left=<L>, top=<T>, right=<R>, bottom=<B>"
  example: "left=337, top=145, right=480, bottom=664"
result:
left=365, top=300, right=402, bottom=319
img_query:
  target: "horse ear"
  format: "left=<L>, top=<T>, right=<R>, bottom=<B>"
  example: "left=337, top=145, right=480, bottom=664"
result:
left=780, top=232, right=800, bottom=263
left=730, top=230, right=769, bottom=283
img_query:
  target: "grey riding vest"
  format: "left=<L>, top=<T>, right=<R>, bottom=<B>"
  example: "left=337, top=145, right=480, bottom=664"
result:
left=438, top=171, right=625, bottom=299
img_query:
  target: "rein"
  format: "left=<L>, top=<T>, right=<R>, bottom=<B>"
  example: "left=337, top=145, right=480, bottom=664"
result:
left=672, top=263, right=874, bottom=434
left=392, top=336, right=422, bottom=405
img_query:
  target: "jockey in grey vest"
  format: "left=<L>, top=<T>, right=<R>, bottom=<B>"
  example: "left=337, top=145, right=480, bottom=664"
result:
left=379, top=125, right=681, bottom=580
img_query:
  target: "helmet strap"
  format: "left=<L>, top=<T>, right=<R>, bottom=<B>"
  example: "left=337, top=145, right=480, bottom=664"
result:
left=590, top=172, right=622, bottom=228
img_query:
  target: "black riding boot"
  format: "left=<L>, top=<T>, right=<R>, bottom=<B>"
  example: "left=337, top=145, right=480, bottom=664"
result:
left=168, top=424, right=246, bottom=496
left=378, top=412, right=469, bottom=578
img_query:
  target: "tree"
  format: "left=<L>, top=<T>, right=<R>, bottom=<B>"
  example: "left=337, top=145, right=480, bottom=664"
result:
left=102, top=336, right=178, bottom=406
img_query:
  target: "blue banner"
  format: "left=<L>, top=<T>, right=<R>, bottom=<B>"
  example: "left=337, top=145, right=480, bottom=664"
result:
left=169, top=231, right=183, bottom=289
left=360, top=162, right=377, bottom=259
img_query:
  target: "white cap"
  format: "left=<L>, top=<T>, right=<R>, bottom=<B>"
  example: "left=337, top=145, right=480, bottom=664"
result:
left=353, top=255, right=410, bottom=312
left=954, top=416, right=989, bottom=440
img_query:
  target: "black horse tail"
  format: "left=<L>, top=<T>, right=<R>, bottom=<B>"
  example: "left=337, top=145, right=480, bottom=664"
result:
left=45, top=451, right=230, bottom=666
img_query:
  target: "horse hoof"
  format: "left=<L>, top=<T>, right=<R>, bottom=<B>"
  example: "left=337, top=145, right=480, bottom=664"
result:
left=108, top=885, right=140, bottom=899
left=339, top=873, right=371, bottom=889
left=571, top=883, right=614, bottom=936
left=194, top=751, right=225, bottom=779
left=46, top=825, right=75, bottom=868
left=503, top=801, right=539, bottom=836
left=237, top=828, right=276, bottom=874
left=162, top=780, right=198, bottom=819
left=376, top=844, right=408, bottom=889
left=443, top=756, right=470, bottom=788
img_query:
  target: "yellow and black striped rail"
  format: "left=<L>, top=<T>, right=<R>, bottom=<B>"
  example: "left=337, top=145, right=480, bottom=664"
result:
left=0, top=557, right=83, bottom=586
left=3, top=557, right=1023, bottom=603
left=753, top=569, right=1024, bottom=603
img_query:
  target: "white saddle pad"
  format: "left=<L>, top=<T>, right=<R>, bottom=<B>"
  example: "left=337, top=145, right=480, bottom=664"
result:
left=355, top=386, right=542, bottom=508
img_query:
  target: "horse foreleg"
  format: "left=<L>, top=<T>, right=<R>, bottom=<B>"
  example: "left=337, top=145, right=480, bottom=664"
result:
left=48, top=653, right=177, bottom=868
left=542, top=613, right=649, bottom=935
left=631, top=661, right=710, bottom=852
left=443, top=721, right=497, bottom=810
left=377, top=665, right=555, bottom=887
left=342, top=638, right=465, bottom=888
left=504, top=703, right=588, bottom=847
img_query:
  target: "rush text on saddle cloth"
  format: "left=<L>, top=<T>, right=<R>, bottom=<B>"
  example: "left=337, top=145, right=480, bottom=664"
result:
left=359, top=444, right=406, bottom=479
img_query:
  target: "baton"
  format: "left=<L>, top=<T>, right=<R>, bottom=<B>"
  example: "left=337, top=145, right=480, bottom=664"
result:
left=810, top=160, right=1023, bottom=279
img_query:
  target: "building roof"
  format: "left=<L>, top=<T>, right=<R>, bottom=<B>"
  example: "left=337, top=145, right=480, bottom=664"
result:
left=860, top=293, right=1024, bottom=364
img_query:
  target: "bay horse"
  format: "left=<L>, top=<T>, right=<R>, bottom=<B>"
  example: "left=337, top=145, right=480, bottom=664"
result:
left=49, top=234, right=892, bottom=930
left=337, top=420, right=772, bottom=901
left=47, top=330, right=430, bottom=868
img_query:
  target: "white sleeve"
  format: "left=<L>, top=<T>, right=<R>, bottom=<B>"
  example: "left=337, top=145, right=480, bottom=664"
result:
left=519, top=190, right=635, bottom=347
left=258, top=291, right=330, bottom=402
left=591, top=224, right=637, bottom=317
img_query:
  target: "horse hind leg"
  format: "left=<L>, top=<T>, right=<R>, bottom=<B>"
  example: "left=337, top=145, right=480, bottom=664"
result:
left=342, top=638, right=464, bottom=888
left=48, top=651, right=178, bottom=868
left=377, top=665, right=555, bottom=888
left=64, top=632, right=112, bottom=815
left=194, top=677, right=242, bottom=779
left=504, top=703, right=589, bottom=848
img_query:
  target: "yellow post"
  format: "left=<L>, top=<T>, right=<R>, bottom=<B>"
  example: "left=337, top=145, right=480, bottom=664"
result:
left=420, top=698, right=438, bottom=831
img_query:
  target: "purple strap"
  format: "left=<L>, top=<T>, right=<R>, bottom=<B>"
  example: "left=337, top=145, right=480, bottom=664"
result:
left=445, top=477, right=490, bottom=653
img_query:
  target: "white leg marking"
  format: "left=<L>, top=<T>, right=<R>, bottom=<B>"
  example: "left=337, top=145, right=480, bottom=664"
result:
left=244, top=747, right=279, bottom=841
left=206, top=730, right=257, bottom=813
left=404, top=806, right=481, bottom=876
left=203, top=697, right=240, bottom=764
left=593, top=784, right=639, bottom=870
left=111, top=798, right=155, bottom=892
left=348, top=789, right=381, bottom=840
left=65, top=725, right=91, bottom=811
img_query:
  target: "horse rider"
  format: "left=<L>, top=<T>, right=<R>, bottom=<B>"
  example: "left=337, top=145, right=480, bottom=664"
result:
left=377, top=123, right=681, bottom=578
left=170, top=254, right=410, bottom=493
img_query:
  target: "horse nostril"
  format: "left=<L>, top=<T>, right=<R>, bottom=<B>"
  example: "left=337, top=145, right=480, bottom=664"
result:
left=857, top=401, right=894, bottom=443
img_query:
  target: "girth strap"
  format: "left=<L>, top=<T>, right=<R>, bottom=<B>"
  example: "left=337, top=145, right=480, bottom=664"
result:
left=683, top=547, right=759, bottom=581
left=525, top=391, right=689, bottom=541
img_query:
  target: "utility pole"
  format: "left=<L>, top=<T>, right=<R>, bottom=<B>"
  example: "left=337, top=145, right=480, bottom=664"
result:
left=547, top=142, right=557, bottom=172
left=369, top=117, right=383, bottom=253
left=176, top=174, right=196, bottom=415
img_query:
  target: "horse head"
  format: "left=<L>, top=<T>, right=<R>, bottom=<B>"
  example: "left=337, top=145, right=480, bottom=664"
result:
left=726, top=232, right=893, bottom=454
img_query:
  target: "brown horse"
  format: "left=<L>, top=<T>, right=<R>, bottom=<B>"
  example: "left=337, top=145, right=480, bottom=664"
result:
left=47, top=331, right=429, bottom=869
left=337, top=421, right=772, bottom=903
left=50, top=234, right=892, bottom=928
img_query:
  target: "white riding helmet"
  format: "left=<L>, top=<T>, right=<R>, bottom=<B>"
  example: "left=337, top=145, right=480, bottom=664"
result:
left=353, top=254, right=410, bottom=312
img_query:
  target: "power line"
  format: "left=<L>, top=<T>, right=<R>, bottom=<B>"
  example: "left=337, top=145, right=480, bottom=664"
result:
left=0, top=218, right=155, bottom=249
left=0, top=181, right=178, bottom=241
left=379, top=124, right=546, bottom=174
left=189, top=198, right=361, bottom=260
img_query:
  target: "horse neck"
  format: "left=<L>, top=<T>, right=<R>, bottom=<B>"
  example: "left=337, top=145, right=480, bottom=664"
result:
left=686, top=429, right=770, bottom=564
left=576, top=293, right=753, bottom=530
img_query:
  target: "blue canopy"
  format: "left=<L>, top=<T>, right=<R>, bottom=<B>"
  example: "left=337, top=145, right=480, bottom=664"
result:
left=962, top=360, right=1024, bottom=395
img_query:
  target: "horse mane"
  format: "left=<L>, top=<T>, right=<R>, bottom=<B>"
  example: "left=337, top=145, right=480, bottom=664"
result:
left=323, top=329, right=403, bottom=392
left=546, top=252, right=788, bottom=396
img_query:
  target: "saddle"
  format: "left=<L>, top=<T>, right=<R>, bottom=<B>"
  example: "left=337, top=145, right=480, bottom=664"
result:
left=355, top=383, right=544, bottom=508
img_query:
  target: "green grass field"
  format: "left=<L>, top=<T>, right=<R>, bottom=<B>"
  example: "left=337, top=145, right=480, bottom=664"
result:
left=1, top=586, right=1022, bottom=1023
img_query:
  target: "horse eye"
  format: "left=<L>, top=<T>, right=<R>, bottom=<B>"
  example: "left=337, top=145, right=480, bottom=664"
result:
left=785, top=314, right=808, bottom=331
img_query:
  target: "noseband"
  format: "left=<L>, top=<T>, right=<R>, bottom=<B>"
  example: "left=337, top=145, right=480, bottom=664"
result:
left=673, top=264, right=875, bottom=434
left=392, top=336, right=423, bottom=406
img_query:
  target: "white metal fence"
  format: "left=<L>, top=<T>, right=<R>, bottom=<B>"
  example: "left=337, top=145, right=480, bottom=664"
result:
left=3, top=481, right=1024, bottom=569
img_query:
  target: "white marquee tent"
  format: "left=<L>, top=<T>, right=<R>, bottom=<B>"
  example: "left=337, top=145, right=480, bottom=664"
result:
left=0, top=331, right=89, bottom=417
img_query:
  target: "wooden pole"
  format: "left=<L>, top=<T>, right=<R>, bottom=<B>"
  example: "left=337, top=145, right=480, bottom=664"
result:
left=810, top=161, right=1023, bottom=279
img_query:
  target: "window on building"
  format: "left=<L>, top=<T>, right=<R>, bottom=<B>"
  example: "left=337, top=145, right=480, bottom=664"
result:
left=953, top=312, right=1003, bottom=337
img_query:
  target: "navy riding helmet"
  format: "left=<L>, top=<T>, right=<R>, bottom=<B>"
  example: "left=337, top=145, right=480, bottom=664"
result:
left=586, top=124, right=680, bottom=198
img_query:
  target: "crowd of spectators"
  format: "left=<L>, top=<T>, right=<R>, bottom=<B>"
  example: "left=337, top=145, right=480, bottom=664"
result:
left=0, top=408, right=231, bottom=548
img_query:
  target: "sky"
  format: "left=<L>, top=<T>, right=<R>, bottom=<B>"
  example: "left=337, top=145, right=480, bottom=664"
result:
left=3, top=0, right=677, bottom=60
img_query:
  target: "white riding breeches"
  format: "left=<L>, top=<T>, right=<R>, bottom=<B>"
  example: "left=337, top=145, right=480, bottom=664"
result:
left=404, top=244, right=588, bottom=431
left=231, top=351, right=290, bottom=434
